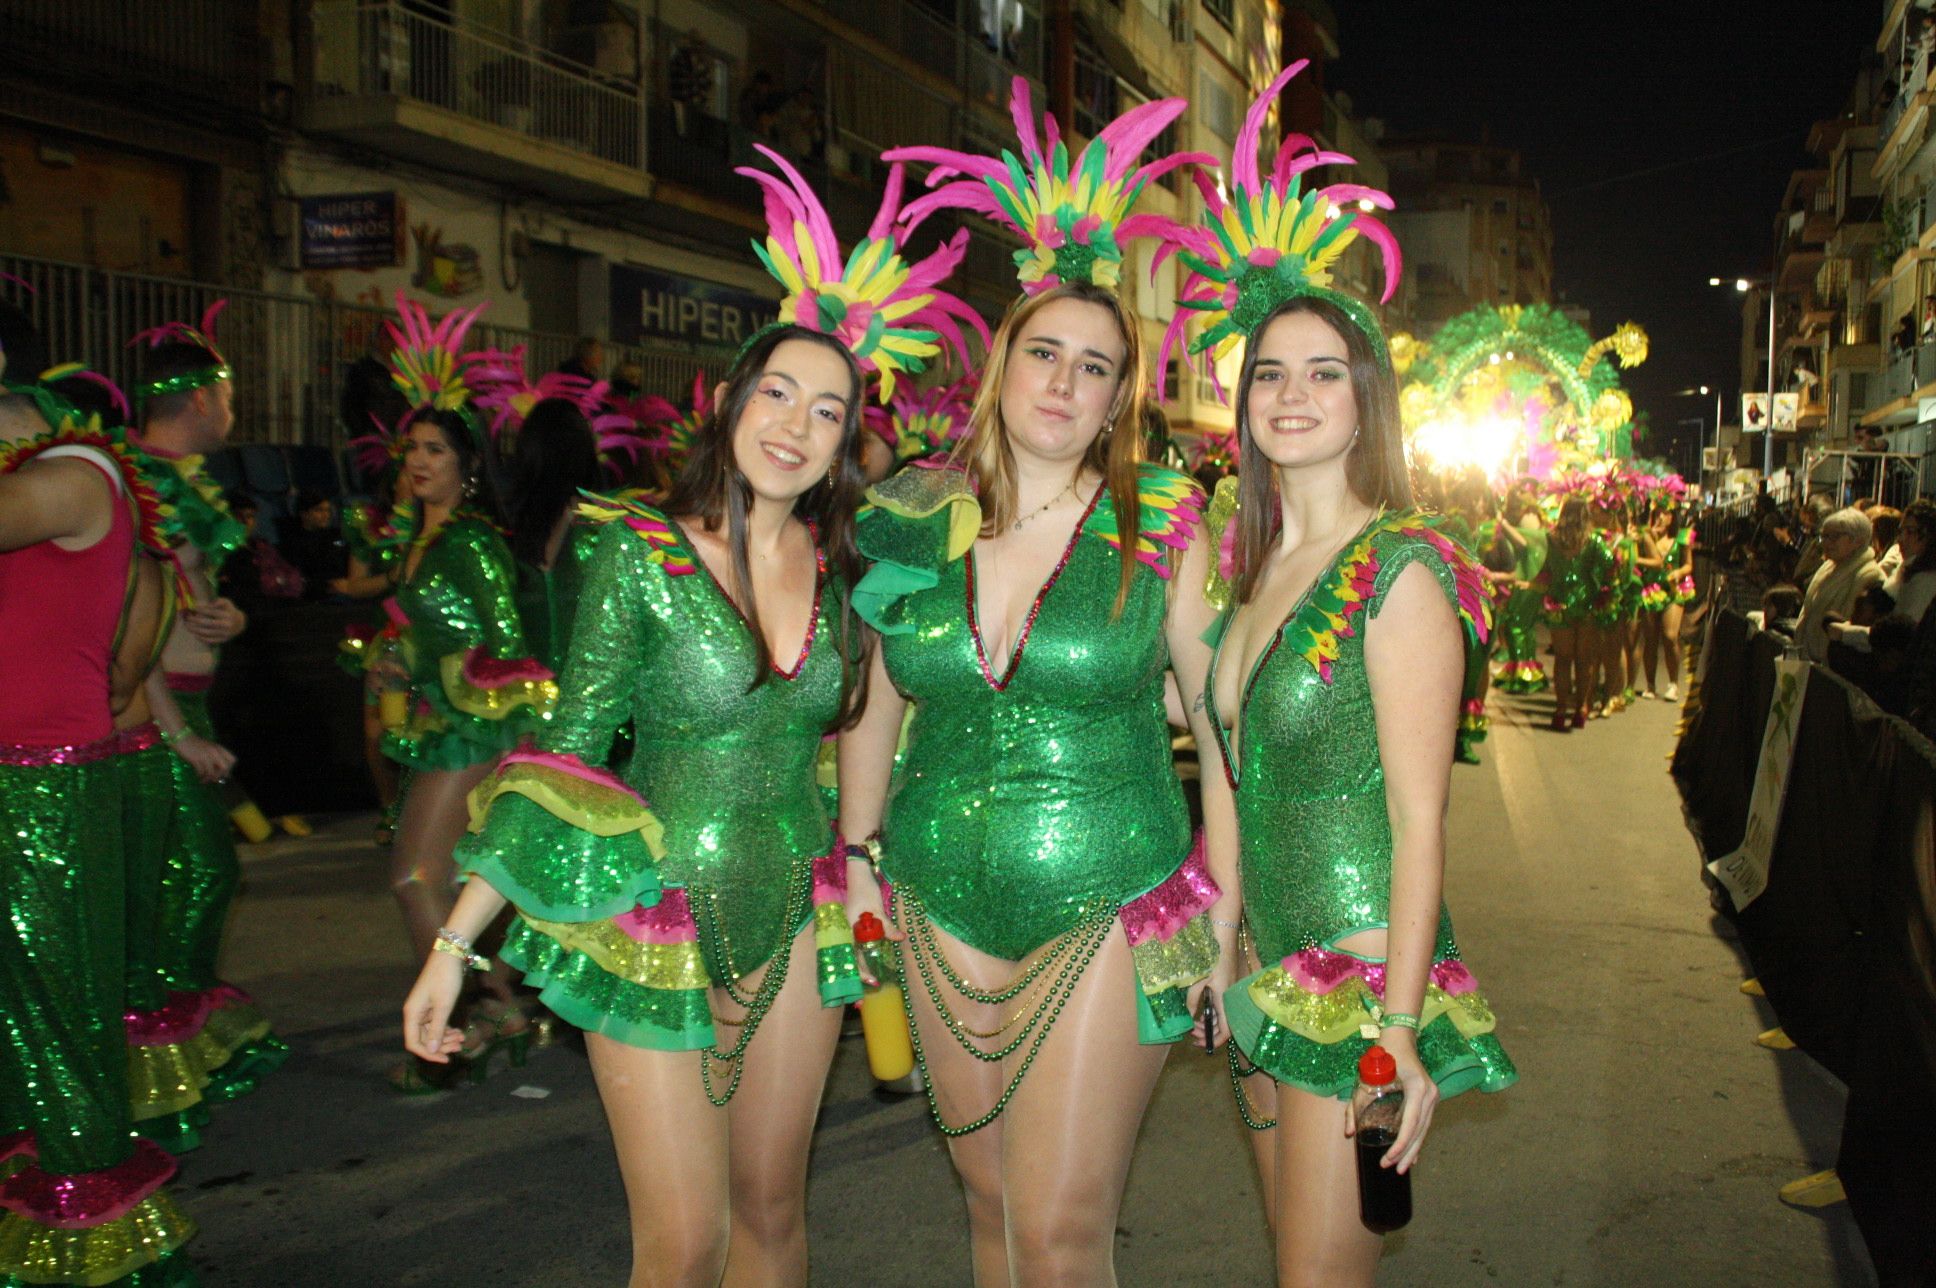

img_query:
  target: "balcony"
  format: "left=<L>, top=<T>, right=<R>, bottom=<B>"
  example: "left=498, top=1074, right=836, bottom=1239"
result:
left=301, top=2, right=650, bottom=204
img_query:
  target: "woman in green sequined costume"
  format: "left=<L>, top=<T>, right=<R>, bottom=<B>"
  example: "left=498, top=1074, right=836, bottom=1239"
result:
left=838, top=284, right=1238, bottom=1286
left=1206, top=297, right=1515, bottom=1285
left=383, top=406, right=553, bottom=1077
left=1586, top=498, right=1634, bottom=716
left=1640, top=502, right=1694, bottom=700
left=1490, top=485, right=1550, bottom=693
left=1538, top=496, right=1601, bottom=729
left=502, top=399, right=603, bottom=674
left=406, top=329, right=874, bottom=1286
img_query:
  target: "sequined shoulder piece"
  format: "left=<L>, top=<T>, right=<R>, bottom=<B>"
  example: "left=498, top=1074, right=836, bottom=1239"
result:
left=1087, top=463, right=1206, bottom=580
left=0, top=414, right=169, bottom=559
left=857, top=458, right=981, bottom=567
left=1364, top=512, right=1493, bottom=650
left=1287, top=509, right=1490, bottom=686
left=574, top=489, right=696, bottom=576
left=1202, top=474, right=1241, bottom=613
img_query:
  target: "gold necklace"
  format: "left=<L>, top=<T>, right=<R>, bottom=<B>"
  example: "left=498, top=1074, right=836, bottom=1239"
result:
left=1010, top=479, right=1077, bottom=532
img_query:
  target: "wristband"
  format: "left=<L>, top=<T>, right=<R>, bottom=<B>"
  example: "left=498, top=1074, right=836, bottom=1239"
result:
left=433, top=928, right=490, bottom=972
left=1379, top=1012, right=1420, bottom=1032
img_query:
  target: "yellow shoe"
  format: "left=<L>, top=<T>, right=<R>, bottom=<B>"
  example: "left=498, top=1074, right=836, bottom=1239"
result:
left=1740, top=977, right=1765, bottom=996
left=1754, top=1026, right=1796, bottom=1050
left=276, top=814, right=313, bottom=838
left=1777, top=1169, right=1845, bottom=1208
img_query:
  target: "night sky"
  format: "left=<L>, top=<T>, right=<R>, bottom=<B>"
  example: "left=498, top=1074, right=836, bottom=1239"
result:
left=1330, top=2, right=1881, bottom=462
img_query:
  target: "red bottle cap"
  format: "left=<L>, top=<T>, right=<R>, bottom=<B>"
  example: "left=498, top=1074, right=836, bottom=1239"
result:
left=1358, top=1045, right=1397, bottom=1086
left=853, top=912, right=887, bottom=943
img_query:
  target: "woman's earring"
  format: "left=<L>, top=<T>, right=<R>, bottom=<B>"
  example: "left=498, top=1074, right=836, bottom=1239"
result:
left=463, top=475, right=478, bottom=498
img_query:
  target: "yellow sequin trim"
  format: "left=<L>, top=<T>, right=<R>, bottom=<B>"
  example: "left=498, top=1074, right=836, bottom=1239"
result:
left=812, top=901, right=854, bottom=952
left=520, top=915, right=710, bottom=991
left=862, top=472, right=982, bottom=560
left=1129, top=913, right=1219, bottom=995
left=467, top=761, right=666, bottom=858
left=0, top=1192, right=195, bottom=1288
left=1246, top=971, right=1498, bottom=1044
left=438, top=652, right=559, bottom=722
left=125, top=1030, right=231, bottom=1119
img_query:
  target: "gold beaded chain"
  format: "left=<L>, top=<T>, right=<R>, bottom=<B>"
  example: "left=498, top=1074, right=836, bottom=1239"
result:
left=895, top=887, right=1118, bottom=1136
left=691, top=853, right=813, bottom=1107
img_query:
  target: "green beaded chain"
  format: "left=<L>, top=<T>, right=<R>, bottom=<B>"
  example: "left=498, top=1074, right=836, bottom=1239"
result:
left=896, top=888, right=1117, bottom=1136
left=1227, top=1040, right=1279, bottom=1132
left=692, top=854, right=812, bottom=1107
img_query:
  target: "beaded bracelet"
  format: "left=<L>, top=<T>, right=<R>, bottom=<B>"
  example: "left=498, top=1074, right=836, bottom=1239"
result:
left=1207, top=916, right=1242, bottom=931
left=432, top=928, right=490, bottom=972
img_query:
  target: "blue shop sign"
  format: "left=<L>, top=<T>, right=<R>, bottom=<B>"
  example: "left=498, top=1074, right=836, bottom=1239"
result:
left=611, top=264, right=776, bottom=348
left=300, top=192, right=401, bottom=269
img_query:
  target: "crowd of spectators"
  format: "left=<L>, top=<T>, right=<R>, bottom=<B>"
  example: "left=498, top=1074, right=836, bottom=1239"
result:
left=1708, top=489, right=1936, bottom=738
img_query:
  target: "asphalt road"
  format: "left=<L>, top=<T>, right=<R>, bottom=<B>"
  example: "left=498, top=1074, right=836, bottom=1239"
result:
left=168, top=688, right=1875, bottom=1286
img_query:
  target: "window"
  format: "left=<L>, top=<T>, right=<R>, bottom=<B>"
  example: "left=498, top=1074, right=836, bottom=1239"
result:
left=1198, top=69, right=1236, bottom=144
left=1203, top=0, right=1234, bottom=31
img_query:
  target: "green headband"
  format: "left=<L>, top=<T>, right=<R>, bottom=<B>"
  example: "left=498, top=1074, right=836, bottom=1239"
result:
left=137, top=364, right=231, bottom=405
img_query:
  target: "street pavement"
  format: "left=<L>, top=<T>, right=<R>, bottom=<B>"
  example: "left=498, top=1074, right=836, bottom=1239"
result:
left=172, top=687, right=1875, bottom=1286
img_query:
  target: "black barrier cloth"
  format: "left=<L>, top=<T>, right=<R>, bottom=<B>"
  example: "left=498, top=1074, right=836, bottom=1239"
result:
left=1671, top=611, right=1784, bottom=878
left=209, top=599, right=381, bottom=815
left=1673, top=613, right=1936, bottom=1283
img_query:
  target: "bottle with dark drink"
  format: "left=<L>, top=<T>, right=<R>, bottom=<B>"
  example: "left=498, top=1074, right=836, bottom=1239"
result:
left=1352, top=1044, right=1413, bottom=1233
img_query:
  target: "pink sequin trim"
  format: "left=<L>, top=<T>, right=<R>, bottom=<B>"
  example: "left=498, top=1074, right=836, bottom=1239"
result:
left=498, top=748, right=648, bottom=808
left=111, top=723, right=164, bottom=755
left=123, top=990, right=214, bottom=1046
left=0, top=1134, right=175, bottom=1228
left=459, top=647, right=553, bottom=688
left=0, top=733, right=121, bottom=767
left=612, top=887, right=696, bottom=944
left=382, top=596, right=409, bottom=631
left=1119, top=832, right=1218, bottom=946
left=1278, top=947, right=1477, bottom=998
left=812, top=846, right=848, bottom=904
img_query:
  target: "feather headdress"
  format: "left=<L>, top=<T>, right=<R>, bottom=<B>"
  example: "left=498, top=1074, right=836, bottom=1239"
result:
left=468, top=344, right=655, bottom=478
left=386, top=291, right=487, bottom=415
left=1160, top=61, right=1403, bottom=399
left=128, top=300, right=232, bottom=403
left=884, top=76, right=1213, bottom=295
left=863, top=371, right=978, bottom=463
left=738, top=145, right=987, bottom=402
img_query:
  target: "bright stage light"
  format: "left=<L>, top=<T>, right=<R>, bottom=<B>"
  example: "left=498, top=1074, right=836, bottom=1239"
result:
left=1409, top=413, right=1522, bottom=476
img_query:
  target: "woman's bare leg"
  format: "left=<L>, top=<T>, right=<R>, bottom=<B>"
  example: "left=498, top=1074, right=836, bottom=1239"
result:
left=902, top=920, right=1017, bottom=1288
left=720, top=922, right=844, bottom=1288
left=587, top=1035, right=731, bottom=1288
left=1660, top=604, right=1685, bottom=686
left=997, top=924, right=1168, bottom=1288
left=389, top=762, right=516, bottom=1007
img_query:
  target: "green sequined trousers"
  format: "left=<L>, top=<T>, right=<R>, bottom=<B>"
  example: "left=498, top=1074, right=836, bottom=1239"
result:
left=459, top=513, right=862, bottom=1056
left=0, top=755, right=199, bottom=1285
left=1208, top=525, right=1517, bottom=1103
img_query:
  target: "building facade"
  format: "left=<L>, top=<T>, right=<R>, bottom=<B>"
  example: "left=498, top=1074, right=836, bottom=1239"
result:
left=3, top=0, right=1421, bottom=454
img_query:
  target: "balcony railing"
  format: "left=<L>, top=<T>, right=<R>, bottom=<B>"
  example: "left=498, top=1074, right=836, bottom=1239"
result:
left=308, top=1, right=644, bottom=172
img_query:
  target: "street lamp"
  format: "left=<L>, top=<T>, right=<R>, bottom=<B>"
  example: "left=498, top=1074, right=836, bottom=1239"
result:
left=1671, top=384, right=1722, bottom=498
left=1709, top=273, right=1777, bottom=483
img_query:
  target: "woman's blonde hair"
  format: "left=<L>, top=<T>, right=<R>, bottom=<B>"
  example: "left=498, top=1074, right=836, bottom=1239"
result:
left=951, top=281, right=1148, bottom=614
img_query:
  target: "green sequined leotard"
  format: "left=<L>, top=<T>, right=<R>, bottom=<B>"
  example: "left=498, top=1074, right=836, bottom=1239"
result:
left=853, top=463, right=1221, bottom=1055
left=1207, top=511, right=1517, bottom=1103
left=456, top=499, right=862, bottom=1057
left=382, top=511, right=553, bottom=771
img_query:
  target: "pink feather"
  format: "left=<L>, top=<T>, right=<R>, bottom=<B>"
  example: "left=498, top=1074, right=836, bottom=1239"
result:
left=1234, top=61, right=1308, bottom=195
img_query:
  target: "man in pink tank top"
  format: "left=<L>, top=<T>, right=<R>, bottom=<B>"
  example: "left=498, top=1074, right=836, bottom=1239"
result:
left=0, top=390, right=197, bottom=1283
left=124, top=319, right=290, bottom=1131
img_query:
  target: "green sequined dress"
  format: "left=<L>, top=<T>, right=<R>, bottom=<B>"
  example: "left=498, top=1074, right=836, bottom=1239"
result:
left=852, top=462, right=1221, bottom=1048
left=455, top=499, right=862, bottom=1053
left=515, top=517, right=600, bottom=676
left=1207, top=512, right=1517, bottom=1102
left=1494, top=518, right=1550, bottom=691
left=380, top=511, right=554, bottom=771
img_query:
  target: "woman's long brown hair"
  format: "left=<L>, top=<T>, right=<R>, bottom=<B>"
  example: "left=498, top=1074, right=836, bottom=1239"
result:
left=950, top=282, right=1148, bottom=616
left=662, top=326, right=872, bottom=728
left=1229, top=295, right=1411, bottom=605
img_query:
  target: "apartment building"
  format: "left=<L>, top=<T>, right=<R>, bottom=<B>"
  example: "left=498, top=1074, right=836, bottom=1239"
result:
left=3, top=0, right=1416, bottom=450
